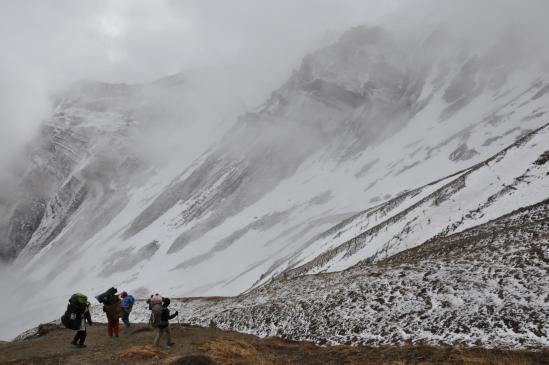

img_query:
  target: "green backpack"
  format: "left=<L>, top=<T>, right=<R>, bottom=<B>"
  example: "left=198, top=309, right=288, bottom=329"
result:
left=70, top=293, right=88, bottom=306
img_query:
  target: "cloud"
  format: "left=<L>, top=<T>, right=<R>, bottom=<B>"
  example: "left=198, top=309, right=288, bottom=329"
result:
left=384, top=0, right=549, bottom=49
left=1, top=0, right=547, bottom=194
left=0, top=0, right=397, bottom=179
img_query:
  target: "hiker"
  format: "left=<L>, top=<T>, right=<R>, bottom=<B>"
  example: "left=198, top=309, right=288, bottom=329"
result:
left=147, top=293, right=162, bottom=326
left=151, top=297, right=178, bottom=347
left=120, top=291, right=135, bottom=328
left=61, top=293, right=93, bottom=348
left=102, top=292, right=123, bottom=337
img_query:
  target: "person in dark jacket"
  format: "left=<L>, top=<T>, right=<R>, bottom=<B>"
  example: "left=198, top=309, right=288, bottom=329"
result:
left=103, top=295, right=123, bottom=337
left=152, top=297, right=178, bottom=347
left=69, top=301, right=93, bottom=347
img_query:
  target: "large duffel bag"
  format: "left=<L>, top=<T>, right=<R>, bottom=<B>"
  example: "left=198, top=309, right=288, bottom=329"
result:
left=95, top=287, right=117, bottom=304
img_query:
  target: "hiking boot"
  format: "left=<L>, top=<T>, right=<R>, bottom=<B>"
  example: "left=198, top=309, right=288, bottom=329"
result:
left=167, top=342, right=175, bottom=346
left=76, top=344, right=87, bottom=348
left=70, top=341, right=77, bottom=346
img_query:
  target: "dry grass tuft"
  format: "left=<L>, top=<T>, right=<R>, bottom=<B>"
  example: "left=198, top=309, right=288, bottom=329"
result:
left=200, top=338, right=275, bottom=365
left=115, top=345, right=165, bottom=360
left=165, top=354, right=217, bottom=365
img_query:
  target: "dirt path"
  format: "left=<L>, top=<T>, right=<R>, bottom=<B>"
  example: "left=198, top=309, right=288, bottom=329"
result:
left=0, top=324, right=547, bottom=365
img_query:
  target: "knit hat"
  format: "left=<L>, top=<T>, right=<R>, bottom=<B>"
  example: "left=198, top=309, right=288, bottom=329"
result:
left=120, top=291, right=128, bottom=298
left=150, top=294, right=163, bottom=304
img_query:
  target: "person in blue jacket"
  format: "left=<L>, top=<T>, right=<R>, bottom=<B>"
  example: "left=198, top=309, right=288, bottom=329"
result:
left=119, top=291, right=135, bottom=327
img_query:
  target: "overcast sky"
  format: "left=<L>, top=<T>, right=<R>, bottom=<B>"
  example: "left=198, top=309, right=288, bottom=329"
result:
left=0, top=0, right=401, bottom=176
left=1, top=0, right=548, bottom=177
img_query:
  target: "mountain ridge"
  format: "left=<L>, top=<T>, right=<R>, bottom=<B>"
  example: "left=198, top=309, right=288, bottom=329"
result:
left=0, top=23, right=548, bottom=341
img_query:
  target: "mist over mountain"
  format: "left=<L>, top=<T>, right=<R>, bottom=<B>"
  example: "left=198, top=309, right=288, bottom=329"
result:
left=0, top=0, right=548, bottom=349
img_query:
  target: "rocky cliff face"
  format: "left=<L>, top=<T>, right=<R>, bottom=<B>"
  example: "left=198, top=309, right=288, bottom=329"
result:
left=0, top=81, right=143, bottom=261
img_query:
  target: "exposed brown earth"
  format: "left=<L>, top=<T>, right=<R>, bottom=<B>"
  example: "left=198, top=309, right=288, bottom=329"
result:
left=0, top=324, right=548, bottom=365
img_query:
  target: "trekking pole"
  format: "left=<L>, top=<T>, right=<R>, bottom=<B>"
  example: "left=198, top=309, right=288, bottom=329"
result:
left=177, top=304, right=183, bottom=328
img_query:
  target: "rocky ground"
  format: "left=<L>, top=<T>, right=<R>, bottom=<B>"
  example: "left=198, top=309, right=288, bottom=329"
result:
left=1, top=323, right=548, bottom=365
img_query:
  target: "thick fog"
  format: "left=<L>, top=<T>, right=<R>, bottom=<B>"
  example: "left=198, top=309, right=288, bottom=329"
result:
left=0, top=0, right=397, bottom=177
left=1, top=0, right=548, bottom=184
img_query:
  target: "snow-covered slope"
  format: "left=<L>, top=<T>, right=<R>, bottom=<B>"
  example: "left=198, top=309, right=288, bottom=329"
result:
left=1, top=25, right=549, bottom=339
left=88, top=198, right=549, bottom=348
left=273, top=123, right=549, bottom=281
left=166, top=198, right=549, bottom=348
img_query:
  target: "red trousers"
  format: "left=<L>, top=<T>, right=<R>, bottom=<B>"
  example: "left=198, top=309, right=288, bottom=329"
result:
left=107, top=320, right=120, bottom=337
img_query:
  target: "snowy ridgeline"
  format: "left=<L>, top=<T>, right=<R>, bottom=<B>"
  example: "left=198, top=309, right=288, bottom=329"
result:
left=90, top=200, right=549, bottom=349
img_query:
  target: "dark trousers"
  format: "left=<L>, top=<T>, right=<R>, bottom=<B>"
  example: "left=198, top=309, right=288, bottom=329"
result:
left=73, top=330, right=86, bottom=345
left=153, top=326, right=172, bottom=346
left=121, top=313, right=130, bottom=327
